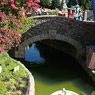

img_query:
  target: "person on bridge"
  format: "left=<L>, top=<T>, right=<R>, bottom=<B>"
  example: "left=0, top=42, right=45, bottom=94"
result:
left=58, top=10, right=64, bottom=16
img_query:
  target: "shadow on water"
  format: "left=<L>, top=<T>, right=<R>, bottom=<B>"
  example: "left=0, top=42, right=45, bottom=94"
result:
left=17, top=42, right=95, bottom=95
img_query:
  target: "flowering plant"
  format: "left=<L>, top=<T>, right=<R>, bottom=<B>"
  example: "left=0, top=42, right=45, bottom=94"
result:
left=0, top=0, right=39, bottom=52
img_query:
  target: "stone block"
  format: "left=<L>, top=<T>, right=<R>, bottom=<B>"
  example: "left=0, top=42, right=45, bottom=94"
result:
left=31, top=37, right=37, bottom=42
left=18, top=47, right=25, bottom=51
left=15, top=51, right=25, bottom=58
left=44, top=34, right=49, bottom=39
left=23, top=40, right=30, bottom=47
left=28, top=38, right=33, bottom=44
left=34, top=35, right=41, bottom=41
left=56, top=34, right=61, bottom=40
left=49, top=29, right=57, bottom=39
left=40, top=34, right=47, bottom=40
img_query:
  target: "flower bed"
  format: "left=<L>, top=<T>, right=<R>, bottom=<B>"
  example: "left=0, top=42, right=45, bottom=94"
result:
left=0, top=52, right=28, bottom=95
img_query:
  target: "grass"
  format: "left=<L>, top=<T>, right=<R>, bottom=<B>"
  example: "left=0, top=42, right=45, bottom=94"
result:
left=0, top=52, right=28, bottom=95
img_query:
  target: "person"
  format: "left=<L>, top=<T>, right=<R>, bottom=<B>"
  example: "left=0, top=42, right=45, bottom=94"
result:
left=58, top=10, right=64, bottom=16
left=78, top=6, right=83, bottom=20
left=37, top=8, right=41, bottom=16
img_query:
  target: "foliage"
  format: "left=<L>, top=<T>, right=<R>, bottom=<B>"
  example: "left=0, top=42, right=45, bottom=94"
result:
left=20, top=17, right=34, bottom=33
left=78, top=0, right=92, bottom=10
left=0, top=52, right=28, bottom=94
left=91, top=91, right=95, bottom=95
left=12, top=17, right=34, bottom=34
left=39, top=0, right=51, bottom=8
left=51, top=0, right=61, bottom=8
left=46, top=10, right=58, bottom=15
left=0, top=0, right=39, bottom=52
left=0, top=52, right=28, bottom=80
left=67, top=0, right=92, bottom=10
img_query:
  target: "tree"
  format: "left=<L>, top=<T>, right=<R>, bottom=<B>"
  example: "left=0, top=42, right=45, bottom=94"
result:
left=78, top=0, right=92, bottom=10
left=67, top=0, right=92, bottom=10
left=51, top=0, right=61, bottom=8
left=39, top=0, right=51, bottom=8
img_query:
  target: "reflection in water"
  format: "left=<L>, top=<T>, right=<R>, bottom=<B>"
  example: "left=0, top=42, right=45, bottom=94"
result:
left=25, top=43, right=45, bottom=64
left=24, top=42, right=95, bottom=95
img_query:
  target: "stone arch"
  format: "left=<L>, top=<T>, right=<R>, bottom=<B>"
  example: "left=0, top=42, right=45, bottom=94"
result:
left=17, top=34, right=83, bottom=59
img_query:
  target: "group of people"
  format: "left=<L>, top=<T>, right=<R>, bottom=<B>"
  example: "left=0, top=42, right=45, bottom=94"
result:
left=58, top=5, right=83, bottom=20
left=25, top=4, right=83, bottom=21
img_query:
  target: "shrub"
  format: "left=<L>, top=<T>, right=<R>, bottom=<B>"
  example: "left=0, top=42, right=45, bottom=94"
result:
left=91, top=91, right=95, bottom=95
left=10, top=86, right=16, bottom=91
left=8, top=91, right=14, bottom=95
left=0, top=52, right=28, bottom=94
left=9, top=78, right=17, bottom=86
left=19, top=84, right=25, bottom=89
left=16, top=90, right=22, bottom=95
left=0, top=81, right=8, bottom=95
left=47, top=11, right=58, bottom=15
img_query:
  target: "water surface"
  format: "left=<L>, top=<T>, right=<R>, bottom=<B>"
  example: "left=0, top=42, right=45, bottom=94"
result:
left=24, top=42, right=95, bottom=95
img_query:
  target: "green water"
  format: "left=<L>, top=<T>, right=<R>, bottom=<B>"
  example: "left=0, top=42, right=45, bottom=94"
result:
left=23, top=42, right=95, bottom=95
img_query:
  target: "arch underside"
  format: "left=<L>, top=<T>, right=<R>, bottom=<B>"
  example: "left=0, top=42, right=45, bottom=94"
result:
left=17, top=34, right=84, bottom=59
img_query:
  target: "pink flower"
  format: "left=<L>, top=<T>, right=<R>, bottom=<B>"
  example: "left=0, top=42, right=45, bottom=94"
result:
left=17, top=41, right=19, bottom=45
left=11, top=4, right=18, bottom=10
left=3, top=36, right=7, bottom=41
left=7, top=39, right=11, bottom=43
left=0, top=34, right=2, bottom=37
left=33, top=7, right=38, bottom=12
left=1, top=12, right=7, bottom=21
left=1, top=16, right=4, bottom=21
left=8, top=46, right=11, bottom=49
left=13, top=16, right=16, bottom=18
left=0, top=45, right=5, bottom=52
left=14, top=31, right=18, bottom=36
left=27, top=3, right=31, bottom=7
left=34, top=0, right=39, bottom=3
left=1, top=38, right=5, bottom=43
left=11, top=43, right=14, bottom=47
left=11, top=31, right=14, bottom=36
left=21, top=18, right=24, bottom=20
left=10, top=0, right=14, bottom=3
left=7, top=34, right=9, bottom=37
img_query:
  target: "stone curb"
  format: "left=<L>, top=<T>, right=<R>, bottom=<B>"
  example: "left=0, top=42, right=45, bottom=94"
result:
left=18, top=61, right=35, bottom=95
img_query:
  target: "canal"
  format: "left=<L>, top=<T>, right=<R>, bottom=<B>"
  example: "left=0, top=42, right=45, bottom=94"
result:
left=19, top=41, right=95, bottom=95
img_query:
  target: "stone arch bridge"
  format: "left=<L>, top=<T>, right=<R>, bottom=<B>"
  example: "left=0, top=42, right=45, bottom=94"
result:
left=15, top=15, right=95, bottom=62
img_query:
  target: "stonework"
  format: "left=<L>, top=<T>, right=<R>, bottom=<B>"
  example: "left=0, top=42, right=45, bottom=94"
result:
left=15, top=15, right=95, bottom=59
left=14, top=15, right=95, bottom=83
